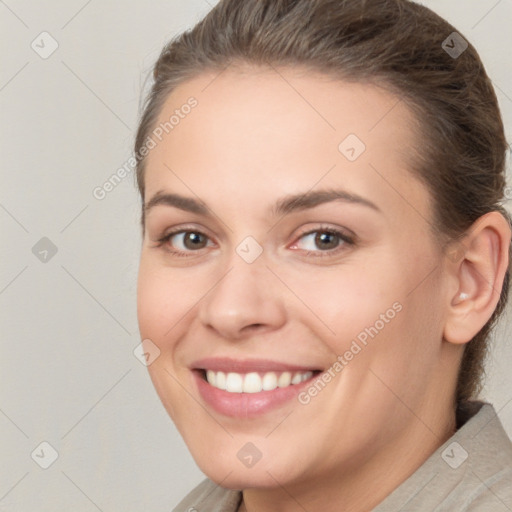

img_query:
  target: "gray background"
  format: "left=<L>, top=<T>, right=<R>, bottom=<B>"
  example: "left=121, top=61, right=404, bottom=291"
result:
left=1, top=1, right=511, bottom=510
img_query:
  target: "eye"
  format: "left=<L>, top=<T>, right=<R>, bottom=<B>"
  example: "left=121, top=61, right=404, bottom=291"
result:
left=156, top=228, right=214, bottom=256
left=290, top=226, right=355, bottom=257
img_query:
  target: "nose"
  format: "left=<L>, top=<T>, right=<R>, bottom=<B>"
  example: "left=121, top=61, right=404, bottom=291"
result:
left=198, top=254, right=287, bottom=340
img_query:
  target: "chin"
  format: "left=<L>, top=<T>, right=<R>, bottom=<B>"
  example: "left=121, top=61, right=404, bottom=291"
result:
left=201, top=465, right=285, bottom=491
left=190, top=441, right=308, bottom=491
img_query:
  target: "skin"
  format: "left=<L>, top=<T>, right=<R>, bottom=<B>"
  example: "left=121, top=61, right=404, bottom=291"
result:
left=136, top=65, right=511, bottom=512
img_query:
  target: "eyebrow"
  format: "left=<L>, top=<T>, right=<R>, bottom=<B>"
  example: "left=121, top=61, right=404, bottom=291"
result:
left=144, top=188, right=381, bottom=219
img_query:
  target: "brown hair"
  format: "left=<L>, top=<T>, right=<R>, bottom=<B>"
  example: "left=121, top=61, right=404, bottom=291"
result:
left=134, top=0, right=511, bottom=404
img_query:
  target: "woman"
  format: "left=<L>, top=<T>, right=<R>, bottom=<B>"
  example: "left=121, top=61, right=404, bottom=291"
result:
left=135, top=0, right=512, bottom=510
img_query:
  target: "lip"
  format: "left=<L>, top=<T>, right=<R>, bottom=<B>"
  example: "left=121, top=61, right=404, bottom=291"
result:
left=191, top=357, right=320, bottom=373
left=190, top=358, right=322, bottom=418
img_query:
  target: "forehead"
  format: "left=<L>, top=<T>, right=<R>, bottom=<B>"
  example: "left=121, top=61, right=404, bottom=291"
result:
left=143, top=66, right=432, bottom=225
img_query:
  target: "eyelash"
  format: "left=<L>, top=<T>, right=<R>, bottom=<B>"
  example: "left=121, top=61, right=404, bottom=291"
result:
left=155, top=224, right=356, bottom=259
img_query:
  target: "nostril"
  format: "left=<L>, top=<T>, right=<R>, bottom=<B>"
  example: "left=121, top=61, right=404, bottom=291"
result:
left=249, top=323, right=265, bottom=330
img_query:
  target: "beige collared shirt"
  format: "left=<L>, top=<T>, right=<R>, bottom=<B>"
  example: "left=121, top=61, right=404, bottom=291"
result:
left=173, top=402, right=512, bottom=511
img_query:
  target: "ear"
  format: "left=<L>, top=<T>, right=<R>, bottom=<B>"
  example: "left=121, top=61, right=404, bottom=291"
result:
left=443, top=211, right=511, bottom=345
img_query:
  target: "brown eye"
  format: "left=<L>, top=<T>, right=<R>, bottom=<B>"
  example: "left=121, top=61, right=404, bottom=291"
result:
left=181, top=232, right=208, bottom=250
left=314, top=231, right=340, bottom=250
left=289, top=226, right=356, bottom=259
left=158, top=230, right=213, bottom=254
left=296, top=230, right=349, bottom=252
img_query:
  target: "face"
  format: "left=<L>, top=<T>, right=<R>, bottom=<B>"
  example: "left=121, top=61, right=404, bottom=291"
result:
left=137, top=66, right=455, bottom=490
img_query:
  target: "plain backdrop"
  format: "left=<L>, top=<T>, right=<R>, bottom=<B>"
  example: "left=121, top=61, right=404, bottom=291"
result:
left=1, top=1, right=512, bottom=510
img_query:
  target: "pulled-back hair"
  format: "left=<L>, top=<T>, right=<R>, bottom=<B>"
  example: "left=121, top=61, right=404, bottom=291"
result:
left=134, top=0, right=511, bottom=404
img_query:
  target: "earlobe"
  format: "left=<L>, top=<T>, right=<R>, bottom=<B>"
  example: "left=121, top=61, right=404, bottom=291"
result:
left=443, top=211, right=511, bottom=345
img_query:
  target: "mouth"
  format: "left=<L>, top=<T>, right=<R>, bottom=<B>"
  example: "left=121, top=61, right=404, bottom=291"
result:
left=190, top=358, right=323, bottom=417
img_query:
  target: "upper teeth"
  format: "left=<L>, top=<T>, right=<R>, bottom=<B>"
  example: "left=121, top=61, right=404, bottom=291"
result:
left=205, top=370, right=313, bottom=393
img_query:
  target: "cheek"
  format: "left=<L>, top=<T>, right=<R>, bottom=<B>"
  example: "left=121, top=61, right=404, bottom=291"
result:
left=137, top=263, right=194, bottom=419
left=136, top=259, right=192, bottom=340
left=284, top=261, right=400, bottom=347
left=290, top=250, right=440, bottom=381
left=351, top=277, right=446, bottom=410
left=136, top=266, right=167, bottom=339
left=136, top=275, right=183, bottom=365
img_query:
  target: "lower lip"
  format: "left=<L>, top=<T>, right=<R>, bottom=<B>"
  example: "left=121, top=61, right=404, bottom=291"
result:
left=193, top=371, right=316, bottom=418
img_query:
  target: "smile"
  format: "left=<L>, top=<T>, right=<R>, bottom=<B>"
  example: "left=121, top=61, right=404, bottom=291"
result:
left=191, top=358, right=323, bottom=417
